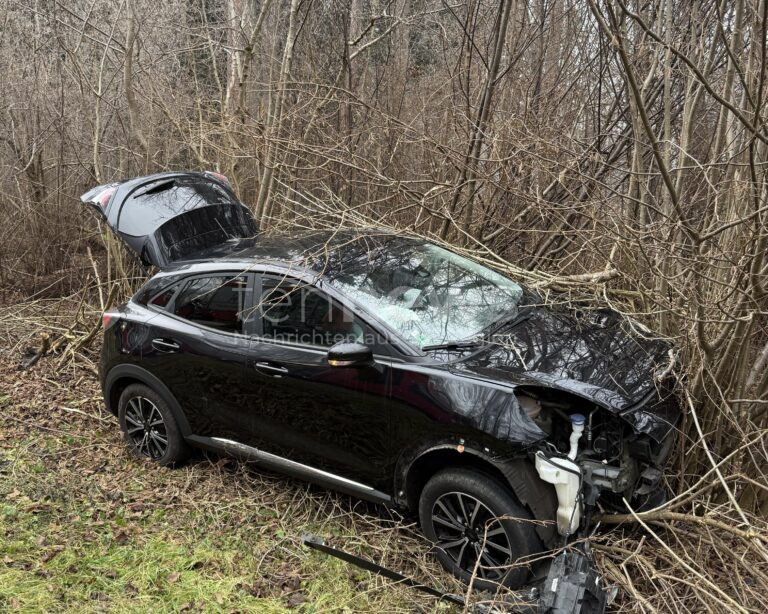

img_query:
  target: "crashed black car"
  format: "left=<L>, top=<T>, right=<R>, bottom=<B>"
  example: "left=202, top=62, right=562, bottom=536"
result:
left=84, top=171, right=680, bottom=592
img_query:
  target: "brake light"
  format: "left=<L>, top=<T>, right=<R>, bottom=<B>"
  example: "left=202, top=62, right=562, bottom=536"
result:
left=102, top=312, right=119, bottom=329
left=95, top=187, right=116, bottom=208
left=205, top=171, right=230, bottom=186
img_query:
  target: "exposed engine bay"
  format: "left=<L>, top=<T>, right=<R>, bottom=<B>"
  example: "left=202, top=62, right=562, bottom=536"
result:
left=516, top=388, right=676, bottom=548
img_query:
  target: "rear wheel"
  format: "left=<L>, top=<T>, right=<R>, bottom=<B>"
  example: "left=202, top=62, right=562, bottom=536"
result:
left=419, top=467, right=542, bottom=591
left=118, top=384, right=189, bottom=466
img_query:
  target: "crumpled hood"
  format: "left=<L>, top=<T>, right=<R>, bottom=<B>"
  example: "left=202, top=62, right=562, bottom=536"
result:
left=452, top=307, right=679, bottom=441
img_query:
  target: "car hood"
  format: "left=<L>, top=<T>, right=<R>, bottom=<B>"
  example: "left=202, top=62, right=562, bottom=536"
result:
left=450, top=306, right=680, bottom=441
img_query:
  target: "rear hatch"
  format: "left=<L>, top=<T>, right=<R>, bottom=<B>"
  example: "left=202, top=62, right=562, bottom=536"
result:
left=81, top=171, right=257, bottom=268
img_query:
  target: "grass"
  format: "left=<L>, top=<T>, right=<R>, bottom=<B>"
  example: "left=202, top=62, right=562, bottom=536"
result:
left=5, top=308, right=766, bottom=613
left=0, top=358, right=461, bottom=613
left=0, top=491, right=287, bottom=612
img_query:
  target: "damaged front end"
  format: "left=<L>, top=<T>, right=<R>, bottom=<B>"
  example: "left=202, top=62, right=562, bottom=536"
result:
left=447, top=302, right=682, bottom=527
left=519, top=380, right=679, bottom=611
left=399, top=351, right=680, bottom=609
left=523, top=377, right=680, bottom=536
left=493, top=373, right=680, bottom=610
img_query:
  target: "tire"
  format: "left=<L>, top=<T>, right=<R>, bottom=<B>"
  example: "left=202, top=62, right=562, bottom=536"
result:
left=419, top=467, right=543, bottom=591
left=118, top=383, right=190, bottom=467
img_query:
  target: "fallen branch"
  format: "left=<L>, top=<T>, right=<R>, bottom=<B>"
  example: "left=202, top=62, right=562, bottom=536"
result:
left=532, top=268, right=620, bottom=287
left=597, top=510, right=768, bottom=545
left=18, top=331, right=51, bottom=370
left=16, top=284, right=117, bottom=370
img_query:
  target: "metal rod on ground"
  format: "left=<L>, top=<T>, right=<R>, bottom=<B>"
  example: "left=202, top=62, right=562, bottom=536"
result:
left=301, top=533, right=466, bottom=606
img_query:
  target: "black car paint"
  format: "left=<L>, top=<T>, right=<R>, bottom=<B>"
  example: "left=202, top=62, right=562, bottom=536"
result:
left=91, top=174, right=679, bottom=535
left=107, top=279, right=394, bottom=490
left=106, top=267, right=542, bottom=483
left=81, top=171, right=256, bottom=268
left=101, top=289, right=564, bottom=547
left=101, top=246, right=678, bottom=496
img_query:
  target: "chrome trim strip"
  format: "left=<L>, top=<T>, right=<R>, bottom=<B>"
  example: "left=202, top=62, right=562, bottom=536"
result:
left=209, top=437, right=375, bottom=492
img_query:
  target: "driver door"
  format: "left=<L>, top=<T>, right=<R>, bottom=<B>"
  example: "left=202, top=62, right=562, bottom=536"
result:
left=242, top=274, right=394, bottom=490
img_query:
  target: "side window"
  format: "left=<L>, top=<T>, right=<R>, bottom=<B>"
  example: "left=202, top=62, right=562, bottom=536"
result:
left=259, top=280, right=364, bottom=347
left=173, top=275, right=248, bottom=332
left=150, top=287, right=176, bottom=308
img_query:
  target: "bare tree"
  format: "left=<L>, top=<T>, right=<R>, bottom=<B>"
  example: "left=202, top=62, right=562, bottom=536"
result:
left=2, top=1, right=768, bottom=608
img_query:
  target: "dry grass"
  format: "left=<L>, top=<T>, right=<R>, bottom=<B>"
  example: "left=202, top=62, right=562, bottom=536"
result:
left=1, top=294, right=767, bottom=613
left=0, top=349, right=468, bottom=612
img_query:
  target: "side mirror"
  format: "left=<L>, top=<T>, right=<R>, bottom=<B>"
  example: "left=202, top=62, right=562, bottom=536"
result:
left=327, top=342, right=373, bottom=368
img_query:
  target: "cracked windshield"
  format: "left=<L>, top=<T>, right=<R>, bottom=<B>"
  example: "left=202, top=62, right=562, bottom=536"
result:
left=326, top=243, right=522, bottom=349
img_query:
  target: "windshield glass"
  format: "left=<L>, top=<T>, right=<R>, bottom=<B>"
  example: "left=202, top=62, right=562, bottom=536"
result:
left=325, top=242, right=522, bottom=349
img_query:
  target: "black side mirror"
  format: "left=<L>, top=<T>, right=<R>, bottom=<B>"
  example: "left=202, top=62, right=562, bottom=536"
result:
left=327, top=342, right=373, bottom=368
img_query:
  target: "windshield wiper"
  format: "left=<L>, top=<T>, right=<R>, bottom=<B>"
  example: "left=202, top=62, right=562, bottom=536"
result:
left=487, top=306, right=532, bottom=335
left=421, top=340, right=483, bottom=352
left=422, top=309, right=532, bottom=353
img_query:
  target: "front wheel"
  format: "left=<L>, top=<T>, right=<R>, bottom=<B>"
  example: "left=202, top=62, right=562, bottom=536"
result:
left=118, top=383, right=189, bottom=466
left=418, top=467, right=542, bottom=591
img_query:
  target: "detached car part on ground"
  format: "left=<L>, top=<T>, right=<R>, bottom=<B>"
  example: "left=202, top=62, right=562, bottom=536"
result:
left=83, top=172, right=681, bottom=611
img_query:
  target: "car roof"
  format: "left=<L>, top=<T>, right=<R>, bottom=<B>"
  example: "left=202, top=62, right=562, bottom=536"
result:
left=159, top=228, right=423, bottom=275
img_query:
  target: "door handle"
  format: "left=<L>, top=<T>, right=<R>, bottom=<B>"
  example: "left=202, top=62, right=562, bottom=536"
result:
left=152, top=338, right=181, bottom=353
left=255, top=361, right=289, bottom=376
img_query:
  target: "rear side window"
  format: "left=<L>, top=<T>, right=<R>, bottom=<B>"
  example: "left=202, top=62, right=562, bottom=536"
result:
left=134, top=273, right=185, bottom=306
left=150, top=288, right=176, bottom=307
left=173, top=276, right=248, bottom=332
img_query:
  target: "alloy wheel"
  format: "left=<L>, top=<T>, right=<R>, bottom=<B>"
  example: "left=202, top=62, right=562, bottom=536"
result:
left=123, top=396, right=169, bottom=460
left=431, top=491, right=514, bottom=581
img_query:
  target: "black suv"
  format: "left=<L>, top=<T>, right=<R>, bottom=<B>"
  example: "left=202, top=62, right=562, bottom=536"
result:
left=84, top=171, right=680, bottom=591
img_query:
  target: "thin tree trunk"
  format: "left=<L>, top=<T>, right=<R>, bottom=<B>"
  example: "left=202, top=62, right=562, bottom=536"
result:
left=255, top=0, right=302, bottom=227
left=440, top=0, right=515, bottom=240
left=124, top=0, right=148, bottom=172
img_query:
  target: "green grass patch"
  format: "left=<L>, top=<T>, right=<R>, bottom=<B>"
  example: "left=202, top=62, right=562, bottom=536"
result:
left=0, top=486, right=288, bottom=613
left=0, top=417, right=457, bottom=613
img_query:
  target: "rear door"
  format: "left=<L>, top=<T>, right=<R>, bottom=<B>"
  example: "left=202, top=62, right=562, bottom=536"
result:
left=242, top=274, right=394, bottom=490
left=139, top=272, right=256, bottom=438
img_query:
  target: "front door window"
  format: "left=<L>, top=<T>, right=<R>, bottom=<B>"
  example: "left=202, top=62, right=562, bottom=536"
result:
left=259, top=281, right=364, bottom=347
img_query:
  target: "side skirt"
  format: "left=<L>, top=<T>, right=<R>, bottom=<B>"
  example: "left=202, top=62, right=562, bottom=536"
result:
left=186, top=435, right=393, bottom=506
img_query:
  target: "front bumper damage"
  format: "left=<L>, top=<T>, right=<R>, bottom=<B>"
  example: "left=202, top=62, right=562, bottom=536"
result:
left=308, top=423, right=615, bottom=611
left=537, top=544, right=608, bottom=614
left=523, top=409, right=669, bottom=613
